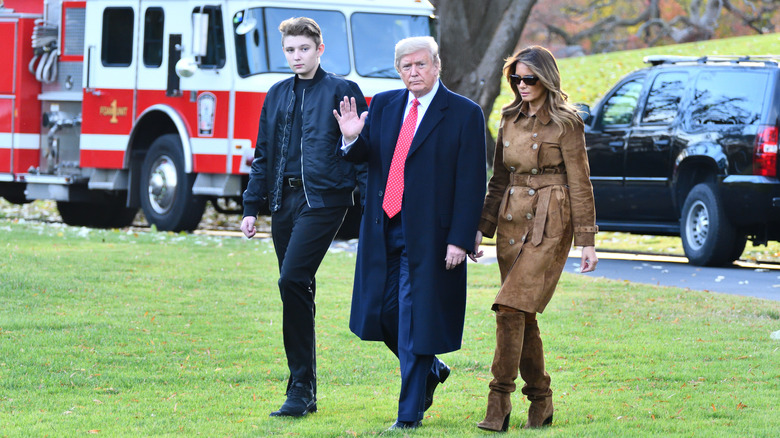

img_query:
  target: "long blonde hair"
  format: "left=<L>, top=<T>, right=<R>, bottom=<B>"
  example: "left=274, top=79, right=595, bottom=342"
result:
left=501, top=46, right=581, bottom=133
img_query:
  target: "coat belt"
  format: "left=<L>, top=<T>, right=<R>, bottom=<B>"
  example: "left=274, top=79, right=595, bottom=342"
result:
left=506, top=173, right=568, bottom=247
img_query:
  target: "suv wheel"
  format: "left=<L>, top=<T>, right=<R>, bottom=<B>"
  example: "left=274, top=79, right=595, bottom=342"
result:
left=680, top=183, right=741, bottom=266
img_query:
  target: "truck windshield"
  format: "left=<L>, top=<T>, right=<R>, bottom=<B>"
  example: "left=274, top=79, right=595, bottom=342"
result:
left=234, top=8, right=433, bottom=79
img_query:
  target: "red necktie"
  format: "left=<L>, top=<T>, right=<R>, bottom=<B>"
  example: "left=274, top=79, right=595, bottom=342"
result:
left=383, top=99, right=419, bottom=218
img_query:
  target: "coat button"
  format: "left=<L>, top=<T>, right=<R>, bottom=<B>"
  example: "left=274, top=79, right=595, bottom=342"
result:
left=528, top=189, right=535, bottom=195
left=522, top=235, right=527, bottom=242
left=506, top=214, right=513, bottom=221
left=509, top=166, right=516, bottom=172
left=526, top=213, right=533, bottom=220
left=509, top=188, right=515, bottom=195
left=509, top=239, right=515, bottom=245
left=375, top=218, right=380, bottom=224
left=378, top=190, right=384, bottom=197
left=532, top=143, right=538, bottom=150
left=532, top=133, right=538, bottom=138
left=504, top=141, right=509, bottom=147
left=531, top=168, right=539, bottom=174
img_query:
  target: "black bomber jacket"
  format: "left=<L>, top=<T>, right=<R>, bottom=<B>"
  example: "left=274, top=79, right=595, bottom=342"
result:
left=242, top=66, right=368, bottom=217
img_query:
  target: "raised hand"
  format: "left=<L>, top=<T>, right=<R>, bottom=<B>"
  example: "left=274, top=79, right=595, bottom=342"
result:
left=333, top=96, right=368, bottom=144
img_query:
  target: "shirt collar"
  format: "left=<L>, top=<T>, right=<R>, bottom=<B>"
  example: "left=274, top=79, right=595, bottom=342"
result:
left=407, top=79, right=440, bottom=109
left=515, top=101, right=552, bottom=125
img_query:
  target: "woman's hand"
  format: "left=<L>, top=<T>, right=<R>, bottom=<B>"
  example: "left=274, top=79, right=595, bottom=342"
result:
left=468, top=230, right=484, bottom=262
left=580, top=245, right=598, bottom=273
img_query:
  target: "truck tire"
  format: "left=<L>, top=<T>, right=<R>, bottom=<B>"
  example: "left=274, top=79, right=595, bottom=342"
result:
left=140, top=134, right=205, bottom=232
left=680, top=183, right=741, bottom=266
left=57, top=194, right=138, bottom=229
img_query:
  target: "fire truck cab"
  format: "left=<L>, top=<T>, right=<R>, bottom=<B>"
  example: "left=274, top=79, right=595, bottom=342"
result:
left=0, top=0, right=435, bottom=231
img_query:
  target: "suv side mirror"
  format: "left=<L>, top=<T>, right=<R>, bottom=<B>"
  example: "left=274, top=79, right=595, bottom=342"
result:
left=574, top=103, right=591, bottom=124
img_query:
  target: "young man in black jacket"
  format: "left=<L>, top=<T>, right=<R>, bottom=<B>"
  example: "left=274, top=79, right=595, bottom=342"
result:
left=241, top=17, right=367, bottom=418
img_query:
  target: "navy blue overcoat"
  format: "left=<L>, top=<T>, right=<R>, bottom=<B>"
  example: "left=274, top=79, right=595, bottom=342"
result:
left=343, top=82, right=486, bottom=355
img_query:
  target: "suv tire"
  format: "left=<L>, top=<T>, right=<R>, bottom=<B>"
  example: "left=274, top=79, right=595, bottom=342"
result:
left=680, top=183, right=742, bottom=266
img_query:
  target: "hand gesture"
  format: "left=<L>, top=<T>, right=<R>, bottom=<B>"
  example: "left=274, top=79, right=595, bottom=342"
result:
left=241, top=216, right=257, bottom=239
left=333, top=96, right=368, bottom=144
left=468, top=230, right=484, bottom=262
left=580, top=246, right=598, bottom=273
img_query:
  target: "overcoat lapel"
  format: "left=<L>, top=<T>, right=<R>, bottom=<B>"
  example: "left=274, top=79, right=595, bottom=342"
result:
left=408, top=81, right=447, bottom=157
left=380, top=90, right=409, bottom=176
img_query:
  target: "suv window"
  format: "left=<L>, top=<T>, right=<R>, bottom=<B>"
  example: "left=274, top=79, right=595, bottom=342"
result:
left=687, top=70, right=766, bottom=126
left=641, top=72, right=687, bottom=124
left=600, top=79, right=643, bottom=126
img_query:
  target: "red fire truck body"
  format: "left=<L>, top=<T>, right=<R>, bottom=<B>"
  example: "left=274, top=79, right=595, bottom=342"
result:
left=0, top=0, right=435, bottom=231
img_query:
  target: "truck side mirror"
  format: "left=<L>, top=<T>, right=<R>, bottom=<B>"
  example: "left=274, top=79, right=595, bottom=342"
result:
left=574, top=103, right=591, bottom=124
left=192, top=12, right=209, bottom=57
left=235, top=10, right=257, bottom=35
left=175, top=56, right=198, bottom=78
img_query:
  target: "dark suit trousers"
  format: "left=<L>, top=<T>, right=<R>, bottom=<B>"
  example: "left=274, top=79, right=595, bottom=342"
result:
left=271, top=185, right=348, bottom=394
left=382, top=215, right=438, bottom=422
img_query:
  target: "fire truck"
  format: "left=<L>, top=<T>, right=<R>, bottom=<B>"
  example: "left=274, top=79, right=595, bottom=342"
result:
left=0, top=0, right=435, bottom=231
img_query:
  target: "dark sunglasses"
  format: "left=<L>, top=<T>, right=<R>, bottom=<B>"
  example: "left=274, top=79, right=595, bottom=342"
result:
left=509, top=74, right=539, bottom=86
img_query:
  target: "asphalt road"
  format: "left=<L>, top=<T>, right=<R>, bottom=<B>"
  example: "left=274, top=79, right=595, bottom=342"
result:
left=202, top=232, right=780, bottom=302
left=475, top=246, right=780, bottom=301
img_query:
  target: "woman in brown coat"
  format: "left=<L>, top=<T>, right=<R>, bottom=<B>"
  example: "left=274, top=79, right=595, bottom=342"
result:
left=470, top=46, right=598, bottom=431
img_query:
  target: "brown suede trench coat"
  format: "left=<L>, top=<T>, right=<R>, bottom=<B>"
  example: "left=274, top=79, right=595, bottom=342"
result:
left=479, top=103, right=597, bottom=313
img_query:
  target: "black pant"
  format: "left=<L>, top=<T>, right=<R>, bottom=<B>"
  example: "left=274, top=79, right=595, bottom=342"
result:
left=271, top=185, right=348, bottom=395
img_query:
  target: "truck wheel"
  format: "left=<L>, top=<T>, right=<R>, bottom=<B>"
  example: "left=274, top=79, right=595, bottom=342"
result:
left=140, top=134, right=205, bottom=232
left=57, top=194, right=138, bottom=228
left=680, top=183, right=740, bottom=266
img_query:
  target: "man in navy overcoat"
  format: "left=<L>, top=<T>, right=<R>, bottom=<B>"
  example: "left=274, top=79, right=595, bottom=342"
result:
left=334, top=36, right=486, bottom=430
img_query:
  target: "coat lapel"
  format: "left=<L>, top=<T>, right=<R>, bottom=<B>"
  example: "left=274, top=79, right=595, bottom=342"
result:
left=381, top=89, right=409, bottom=176
left=409, top=81, right=448, bottom=157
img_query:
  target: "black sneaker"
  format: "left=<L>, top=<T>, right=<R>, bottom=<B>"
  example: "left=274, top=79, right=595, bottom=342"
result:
left=269, top=382, right=317, bottom=417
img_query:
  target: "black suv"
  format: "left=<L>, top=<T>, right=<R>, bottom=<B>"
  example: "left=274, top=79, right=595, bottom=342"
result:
left=580, top=55, right=780, bottom=266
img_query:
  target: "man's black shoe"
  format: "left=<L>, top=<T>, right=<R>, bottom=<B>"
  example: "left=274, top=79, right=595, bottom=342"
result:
left=424, top=361, right=451, bottom=411
left=387, top=420, right=421, bottom=430
left=269, top=382, right=317, bottom=417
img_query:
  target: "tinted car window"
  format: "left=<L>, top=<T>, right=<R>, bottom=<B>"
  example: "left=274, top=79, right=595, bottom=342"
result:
left=688, top=70, right=766, bottom=126
left=102, top=8, right=134, bottom=66
left=265, top=8, right=349, bottom=75
left=194, top=6, right=226, bottom=69
left=642, top=72, right=687, bottom=124
left=143, top=7, right=164, bottom=67
left=234, top=8, right=268, bottom=77
left=600, top=79, right=643, bottom=126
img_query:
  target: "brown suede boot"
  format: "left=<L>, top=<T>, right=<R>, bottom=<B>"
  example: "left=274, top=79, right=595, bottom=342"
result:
left=520, top=314, right=553, bottom=428
left=477, top=311, right=525, bottom=432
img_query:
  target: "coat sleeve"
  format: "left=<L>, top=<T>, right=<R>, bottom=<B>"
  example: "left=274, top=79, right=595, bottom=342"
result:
left=479, top=117, right=510, bottom=238
left=560, top=119, right=598, bottom=247
left=347, top=81, right=369, bottom=201
left=242, top=98, right=271, bottom=218
left=447, top=103, right=487, bottom=251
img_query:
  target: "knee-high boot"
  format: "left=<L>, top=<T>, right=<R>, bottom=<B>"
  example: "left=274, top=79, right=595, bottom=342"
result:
left=520, top=314, right=553, bottom=428
left=477, top=311, right=525, bottom=432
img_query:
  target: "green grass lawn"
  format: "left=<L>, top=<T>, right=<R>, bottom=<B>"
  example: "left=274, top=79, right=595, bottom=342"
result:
left=1, top=221, right=778, bottom=437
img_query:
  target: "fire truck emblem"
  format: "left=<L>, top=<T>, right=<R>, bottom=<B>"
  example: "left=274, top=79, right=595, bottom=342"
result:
left=197, top=92, right=216, bottom=136
left=99, top=100, right=127, bottom=124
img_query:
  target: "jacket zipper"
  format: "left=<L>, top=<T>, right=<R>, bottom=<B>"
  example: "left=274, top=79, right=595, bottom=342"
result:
left=274, top=92, right=296, bottom=212
left=299, top=88, right=311, bottom=207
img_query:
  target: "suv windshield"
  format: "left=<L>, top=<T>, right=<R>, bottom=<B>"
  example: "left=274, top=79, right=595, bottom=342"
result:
left=234, top=8, right=432, bottom=78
